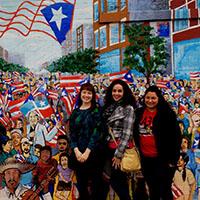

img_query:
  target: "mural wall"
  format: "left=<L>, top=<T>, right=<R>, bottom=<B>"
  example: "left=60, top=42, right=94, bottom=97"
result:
left=0, top=0, right=200, bottom=200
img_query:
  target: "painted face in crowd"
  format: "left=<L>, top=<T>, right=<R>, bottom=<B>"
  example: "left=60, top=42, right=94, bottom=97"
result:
left=112, top=84, right=124, bottom=102
left=28, top=112, right=39, bottom=126
left=191, top=114, right=200, bottom=127
left=11, top=132, right=21, bottom=149
left=4, top=168, right=21, bottom=192
left=60, top=155, right=68, bottom=169
left=40, top=149, right=51, bottom=163
left=57, top=139, right=68, bottom=152
left=3, top=140, right=13, bottom=153
left=144, top=91, right=159, bottom=111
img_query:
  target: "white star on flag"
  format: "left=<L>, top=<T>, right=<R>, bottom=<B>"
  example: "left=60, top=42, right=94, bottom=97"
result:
left=39, top=101, right=46, bottom=107
left=49, top=7, right=68, bottom=31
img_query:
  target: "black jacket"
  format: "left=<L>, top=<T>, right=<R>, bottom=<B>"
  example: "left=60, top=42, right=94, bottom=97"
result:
left=133, top=107, right=181, bottom=166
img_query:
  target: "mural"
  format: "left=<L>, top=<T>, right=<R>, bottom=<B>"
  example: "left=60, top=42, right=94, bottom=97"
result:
left=0, top=0, right=200, bottom=199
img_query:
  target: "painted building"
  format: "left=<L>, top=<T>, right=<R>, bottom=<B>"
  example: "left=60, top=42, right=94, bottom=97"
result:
left=170, top=0, right=200, bottom=79
left=0, top=46, right=8, bottom=62
left=93, top=0, right=171, bottom=74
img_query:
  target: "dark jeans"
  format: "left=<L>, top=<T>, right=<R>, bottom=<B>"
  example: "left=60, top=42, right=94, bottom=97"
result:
left=141, top=156, right=176, bottom=200
left=101, top=148, right=131, bottom=200
left=75, top=153, right=104, bottom=200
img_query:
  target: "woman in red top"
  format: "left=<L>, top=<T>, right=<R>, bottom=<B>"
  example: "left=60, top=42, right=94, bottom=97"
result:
left=134, top=85, right=181, bottom=200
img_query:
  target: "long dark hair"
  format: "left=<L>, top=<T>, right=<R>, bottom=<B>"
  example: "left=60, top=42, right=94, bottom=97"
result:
left=143, top=85, right=171, bottom=111
left=179, top=152, right=189, bottom=182
left=77, top=83, right=97, bottom=110
left=104, top=79, right=136, bottom=108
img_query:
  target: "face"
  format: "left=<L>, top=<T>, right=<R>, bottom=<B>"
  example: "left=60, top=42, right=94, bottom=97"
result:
left=177, top=155, right=185, bottom=168
left=16, top=120, right=23, bottom=129
left=40, top=150, right=51, bottom=162
left=57, top=139, right=68, bottom=152
left=181, top=138, right=189, bottom=150
left=112, top=84, right=124, bottom=102
left=11, top=133, right=21, bottom=148
left=28, top=112, right=38, bottom=125
left=34, top=148, right=40, bottom=157
left=144, top=91, right=159, bottom=110
left=60, top=156, right=68, bottom=168
left=4, top=169, right=20, bottom=191
left=163, top=94, right=169, bottom=101
left=81, top=89, right=93, bottom=104
left=3, top=140, right=13, bottom=153
left=192, top=114, right=200, bottom=127
left=21, top=142, right=30, bottom=154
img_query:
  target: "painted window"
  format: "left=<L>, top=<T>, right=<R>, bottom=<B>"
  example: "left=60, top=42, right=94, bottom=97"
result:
left=107, top=0, right=117, bottom=12
left=197, top=0, right=200, bottom=8
left=174, top=6, right=188, bottom=32
left=101, top=0, right=105, bottom=12
left=120, top=0, right=126, bottom=10
left=94, top=2, right=99, bottom=22
left=110, top=23, right=119, bottom=45
left=94, top=30, right=99, bottom=49
left=98, top=49, right=120, bottom=73
left=76, top=25, right=83, bottom=51
left=100, top=26, right=107, bottom=49
left=120, top=22, right=125, bottom=42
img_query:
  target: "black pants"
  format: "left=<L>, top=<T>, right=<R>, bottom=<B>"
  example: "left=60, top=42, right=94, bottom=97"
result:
left=101, top=148, right=131, bottom=200
left=142, top=156, right=175, bottom=200
left=75, top=153, right=104, bottom=200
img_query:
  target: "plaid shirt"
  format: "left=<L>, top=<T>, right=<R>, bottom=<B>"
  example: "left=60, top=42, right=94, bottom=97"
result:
left=106, top=105, right=135, bottom=159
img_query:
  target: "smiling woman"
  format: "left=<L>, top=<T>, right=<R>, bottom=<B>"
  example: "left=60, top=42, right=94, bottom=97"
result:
left=69, top=82, right=104, bottom=200
left=133, top=85, right=182, bottom=200
left=101, top=79, right=136, bottom=200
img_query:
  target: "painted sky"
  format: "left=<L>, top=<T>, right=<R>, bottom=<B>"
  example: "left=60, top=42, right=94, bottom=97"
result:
left=0, top=0, right=93, bottom=72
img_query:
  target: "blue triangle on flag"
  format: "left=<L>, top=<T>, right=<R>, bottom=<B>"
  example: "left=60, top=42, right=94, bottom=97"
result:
left=41, top=2, right=74, bottom=44
left=124, top=71, right=134, bottom=83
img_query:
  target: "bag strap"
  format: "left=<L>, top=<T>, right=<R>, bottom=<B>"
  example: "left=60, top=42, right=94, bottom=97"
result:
left=108, top=127, right=118, bottom=146
left=109, top=126, right=137, bottom=148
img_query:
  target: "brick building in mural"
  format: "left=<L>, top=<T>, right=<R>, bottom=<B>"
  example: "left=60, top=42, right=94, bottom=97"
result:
left=0, top=46, right=8, bottom=62
left=92, top=0, right=200, bottom=79
left=170, top=0, right=200, bottom=79
left=93, top=0, right=171, bottom=74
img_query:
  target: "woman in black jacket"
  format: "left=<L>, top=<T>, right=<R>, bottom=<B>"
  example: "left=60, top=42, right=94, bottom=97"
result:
left=133, top=85, right=181, bottom=200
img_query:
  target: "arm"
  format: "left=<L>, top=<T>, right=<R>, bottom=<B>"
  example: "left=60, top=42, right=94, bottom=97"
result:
left=80, top=108, right=102, bottom=162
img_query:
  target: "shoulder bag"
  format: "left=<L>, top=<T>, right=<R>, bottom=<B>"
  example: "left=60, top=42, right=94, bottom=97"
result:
left=109, top=127, right=141, bottom=173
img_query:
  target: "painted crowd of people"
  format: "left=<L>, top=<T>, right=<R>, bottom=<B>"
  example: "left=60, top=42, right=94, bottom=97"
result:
left=0, top=70, right=200, bottom=200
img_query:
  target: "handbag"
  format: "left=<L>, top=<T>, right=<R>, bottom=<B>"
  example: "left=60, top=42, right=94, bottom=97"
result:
left=109, top=127, right=141, bottom=173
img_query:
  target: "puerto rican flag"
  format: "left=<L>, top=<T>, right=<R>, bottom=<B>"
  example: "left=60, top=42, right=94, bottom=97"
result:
left=156, top=80, right=169, bottom=89
left=190, top=72, right=200, bottom=80
left=59, top=74, right=86, bottom=93
left=60, top=88, right=74, bottom=115
left=109, top=70, right=134, bottom=83
left=171, top=183, right=183, bottom=199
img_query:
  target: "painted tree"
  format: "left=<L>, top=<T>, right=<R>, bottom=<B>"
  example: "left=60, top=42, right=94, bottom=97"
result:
left=123, top=23, right=168, bottom=84
left=47, top=48, right=99, bottom=74
left=0, top=58, right=28, bottom=73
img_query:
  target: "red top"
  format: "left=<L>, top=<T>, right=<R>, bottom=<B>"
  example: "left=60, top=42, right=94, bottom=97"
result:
left=139, top=109, right=158, bottom=157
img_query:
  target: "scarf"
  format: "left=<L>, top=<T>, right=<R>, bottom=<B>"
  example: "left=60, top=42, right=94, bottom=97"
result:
left=103, top=101, right=123, bottom=121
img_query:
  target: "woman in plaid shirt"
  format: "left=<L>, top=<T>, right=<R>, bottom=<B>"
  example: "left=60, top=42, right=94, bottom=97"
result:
left=101, top=79, right=136, bottom=200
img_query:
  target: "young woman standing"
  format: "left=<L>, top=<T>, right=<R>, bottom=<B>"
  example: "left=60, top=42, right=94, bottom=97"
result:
left=69, top=83, right=103, bottom=200
left=102, top=79, right=136, bottom=200
left=134, top=85, right=182, bottom=200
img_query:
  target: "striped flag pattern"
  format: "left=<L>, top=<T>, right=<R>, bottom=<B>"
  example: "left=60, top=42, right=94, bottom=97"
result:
left=190, top=72, right=200, bottom=80
left=171, top=183, right=184, bottom=199
left=59, top=74, right=85, bottom=93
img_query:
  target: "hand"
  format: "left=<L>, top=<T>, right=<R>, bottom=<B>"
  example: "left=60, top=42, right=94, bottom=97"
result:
left=79, top=148, right=91, bottom=163
left=74, top=148, right=82, bottom=161
left=112, top=157, right=121, bottom=169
